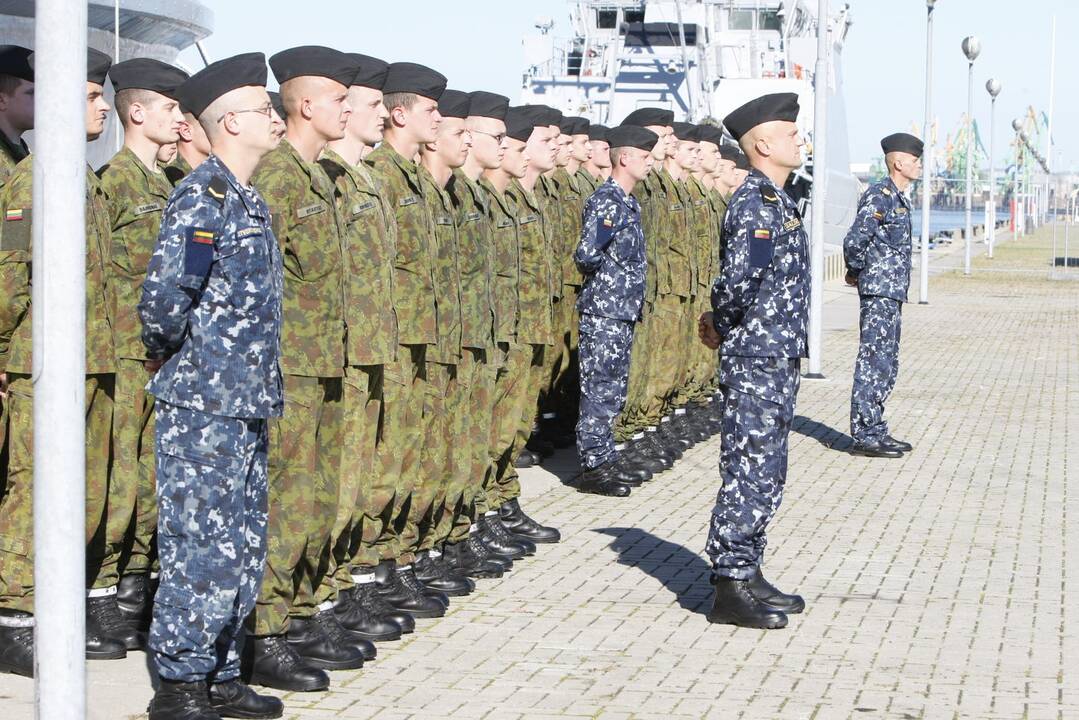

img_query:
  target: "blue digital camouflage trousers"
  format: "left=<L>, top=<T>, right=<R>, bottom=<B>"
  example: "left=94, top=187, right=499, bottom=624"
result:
left=576, top=313, right=636, bottom=470
left=706, top=357, right=800, bottom=580
left=850, top=296, right=902, bottom=443
left=150, top=401, right=269, bottom=682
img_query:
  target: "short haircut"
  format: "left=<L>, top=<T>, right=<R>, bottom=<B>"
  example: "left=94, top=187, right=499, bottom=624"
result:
left=115, top=88, right=161, bottom=128
left=0, top=74, right=25, bottom=97
left=382, top=91, right=419, bottom=113
left=609, top=147, right=630, bottom=167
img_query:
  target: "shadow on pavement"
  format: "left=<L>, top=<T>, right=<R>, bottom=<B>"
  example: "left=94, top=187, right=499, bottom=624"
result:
left=792, top=414, right=853, bottom=451
left=593, top=527, right=713, bottom=615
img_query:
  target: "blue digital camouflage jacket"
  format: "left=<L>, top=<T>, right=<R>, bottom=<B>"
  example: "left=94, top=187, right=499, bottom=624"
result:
left=575, top=177, right=646, bottom=321
left=843, top=176, right=912, bottom=302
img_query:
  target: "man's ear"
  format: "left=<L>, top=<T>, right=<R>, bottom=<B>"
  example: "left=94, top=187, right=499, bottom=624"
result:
left=390, top=105, right=408, bottom=129
left=128, top=102, right=145, bottom=127
left=177, top=121, right=193, bottom=142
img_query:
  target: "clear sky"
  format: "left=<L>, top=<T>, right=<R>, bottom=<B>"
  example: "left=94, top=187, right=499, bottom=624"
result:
left=179, top=0, right=1076, bottom=171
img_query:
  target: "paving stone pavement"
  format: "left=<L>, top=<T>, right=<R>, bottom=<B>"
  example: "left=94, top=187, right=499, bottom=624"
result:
left=1, top=227, right=1076, bottom=719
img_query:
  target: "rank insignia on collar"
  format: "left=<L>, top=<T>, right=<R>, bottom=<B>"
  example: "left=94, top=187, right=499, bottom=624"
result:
left=754, top=229, right=771, bottom=239
left=873, top=211, right=884, bottom=220
left=759, top=186, right=779, bottom=204
left=882, top=187, right=893, bottom=196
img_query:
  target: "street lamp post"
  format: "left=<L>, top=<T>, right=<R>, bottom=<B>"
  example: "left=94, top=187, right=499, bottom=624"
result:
left=806, top=0, right=829, bottom=379
left=919, top=0, right=938, bottom=304
left=961, top=36, right=981, bottom=276
left=986, top=79, right=1001, bottom=257
left=1013, top=121, right=1025, bottom=237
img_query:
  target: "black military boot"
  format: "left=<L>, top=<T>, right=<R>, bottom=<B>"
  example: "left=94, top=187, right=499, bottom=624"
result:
left=480, top=514, right=534, bottom=559
left=498, top=498, right=560, bottom=543
left=745, top=567, right=805, bottom=614
left=0, top=611, right=35, bottom=676
left=208, top=678, right=283, bottom=719
left=619, top=442, right=667, bottom=476
left=575, top=464, right=631, bottom=497
left=87, top=593, right=143, bottom=650
left=882, top=435, right=913, bottom=452
left=642, top=430, right=678, bottom=464
left=414, top=549, right=475, bottom=597
left=334, top=587, right=402, bottom=642
left=513, top=450, right=536, bottom=469
left=849, top=441, right=904, bottom=458
left=147, top=679, right=221, bottom=720
left=351, top=578, right=415, bottom=634
left=610, top=455, right=650, bottom=485
left=379, top=567, right=447, bottom=619
left=630, top=433, right=673, bottom=469
left=658, top=419, right=691, bottom=453
left=286, top=612, right=368, bottom=670
left=443, top=536, right=507, bottom=578
left=247, top=635, right=329, bottom=692
left=706, top=577, right=788, bottom=629
left=116, top=572, right=154, bottom=632
left=526, top=430, right=555, bottom=458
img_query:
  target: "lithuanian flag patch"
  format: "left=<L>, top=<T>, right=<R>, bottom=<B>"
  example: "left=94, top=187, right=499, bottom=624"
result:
left=191, top=228, right=215, bottom=244
left=753, top=229, right=771, bottom=240
left=5, top=208, right=24, bottom=221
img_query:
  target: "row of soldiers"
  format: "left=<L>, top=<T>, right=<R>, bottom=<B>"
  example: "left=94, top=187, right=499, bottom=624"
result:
left=0, top=41, right=749, bottom=718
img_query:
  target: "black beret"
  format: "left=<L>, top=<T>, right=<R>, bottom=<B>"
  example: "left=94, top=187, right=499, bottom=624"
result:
left=382, top=62, right=446, bottom=100
left=504, top=105, right=546, bottom=142
left=696, top=125, right=725, bottom=146
left=622, top=107, right=674, bottom=127
left=87, top=48, right=112, bottom=85
left=270, top=45, right=356, bottom=87
left=437, top=89, right=471, bottom=119
left=177, top=52, right=267, bottom=119
left=588, top=124, right=610, bottom=142
left=723, top=92, right=799, bottom=141
left=467, top=91, right=509, bottom=120
left=109, top=58, right=188, bottom=99
left=559, top=116, right=590, bottom=136
left=530, top=105, right=562, bottom=127
left=607, top=125, right=658, bottom=151
left=268, top=91, right=285, bottom=119
left=346, top=53, right=389, bottom=90
left=881, top=132, right=924, bottom=158
left=718, top=144, right=743, bottom=162
left=0, top=45, right=33, bottom=82
left=672, top=122, right=701, bottom=142
left=732, top=152, right=751, bottom=171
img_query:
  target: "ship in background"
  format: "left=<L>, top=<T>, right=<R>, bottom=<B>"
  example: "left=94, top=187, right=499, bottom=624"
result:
left=520, top=0, right=859, bottom=251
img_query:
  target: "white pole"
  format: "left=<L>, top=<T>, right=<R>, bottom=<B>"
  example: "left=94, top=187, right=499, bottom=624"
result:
left=806, top=0, right=828, bottom=379
left=1045, top=15, right=1055, bottom=223
left=33, top=0, right=89, bottom=717
left=987, top=94, right=996, bottom=257
left=918, top=1, right=936, bottom=304
left=964, top=62, right=973, bottom=274
left=114, top=0, right=121, bottom=152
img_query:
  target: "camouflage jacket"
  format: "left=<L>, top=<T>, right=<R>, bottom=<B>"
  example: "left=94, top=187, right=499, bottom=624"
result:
left=658, top=169, right=693, bottom=298
left=536, top=174, right=564, bottom=299
left=447, top=170, right=495, bottom=352
left=139, top=154, right=284, bottom=418
left=0, top=132, right=29, bottom=193
left=632, top=171, right=668, bottom=305
left=844, top=176, right=912, bottom=303
left=552, top=167, right=586, bottom=288
left=99, top=146, right=174, bottom=361
left=506, top=180, right=553, bottom=346
left=576, top=168, right=600, bottom=197
left=252, top=140, right=346, bottom=377
left=711, top=169, right=809, bottom=359
left=318, top=147, right=398, bottom=366
left=707, top=187, right=729, bottom=291
left=0, top=157, right=114, bottom=374
left=163, top=153, right=193, bottom=187
left=367, top=143, right=437, bottom=346
left=687, top=175, right=720, bottom=301
left=575, top=178, right=645, bottom=322
left=479, top=178, right=520, bottom=344
left=418, top=165, right=462, bottom=364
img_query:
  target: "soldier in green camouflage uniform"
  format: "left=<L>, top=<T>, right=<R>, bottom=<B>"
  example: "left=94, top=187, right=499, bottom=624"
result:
left=366, top=62, right=452, bottom=620
left=0, top=46, right=34, bottom=492
left=161, top=104, right=210, bottom=186
left=0, top=50, right=137, bottom=675
left=313, top=54, right=413, bottom=645
left=249, top=47, right=370, bottom=683
left=97, top=58, right=188, bottom=632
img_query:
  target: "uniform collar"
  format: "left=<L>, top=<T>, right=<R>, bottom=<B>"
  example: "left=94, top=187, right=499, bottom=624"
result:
left=884, top=175, right=912, bottom=208
left=115, top=145, right=171, bottom=197
left=600, top=176, right=639, bottom=213
left=0, top=130, right=29, bottom=164
left=280, top=139, right=335, bottom=201
left=204, top=154, right=267, bottom=219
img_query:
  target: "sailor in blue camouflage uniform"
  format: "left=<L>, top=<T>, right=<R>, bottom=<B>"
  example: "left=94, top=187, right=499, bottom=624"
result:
left=697, top=93, right=809, bottom=629
left=139, top=53, right=286, bottom=720
left=573, top=125, right=657, bottom=497
left=844, top=132, right=923, bottom=459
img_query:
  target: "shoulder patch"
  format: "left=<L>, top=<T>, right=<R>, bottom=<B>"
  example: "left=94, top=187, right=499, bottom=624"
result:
left=0, top=207, right=31, bottom=251
left=206, top=176, right=229, bottom=206
left=759, top=187, right=779, bottom=204
left=183, top=226, right=216, bottom=277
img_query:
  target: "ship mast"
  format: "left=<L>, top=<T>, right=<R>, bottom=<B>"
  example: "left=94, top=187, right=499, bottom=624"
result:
left=674, top=0, right=694, bottom=119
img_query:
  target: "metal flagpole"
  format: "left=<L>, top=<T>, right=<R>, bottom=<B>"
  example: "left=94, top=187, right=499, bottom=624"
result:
left=114, top=0, right=121, bottom=151
left=961, top=36, right=980, bottom=275
left=806, top=0, right=828, bottom=379
left=1045, top=15, right=1055, bottom=224
left=33, top=0, right=90, bottom=717
left=918, top=0, right=937, bottom=304
left=985, top=79, right=1001, bottom=257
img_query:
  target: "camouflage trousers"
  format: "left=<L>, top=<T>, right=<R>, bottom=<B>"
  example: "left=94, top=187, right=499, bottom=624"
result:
left=253, top=374, right=343, bottom=636
left=576, top=313, right=636, bottom=470
left=685, top=291, right=719, bottom=404
left=850, top=296, right=902, bottom=443
left=669, top=293, right=697, bottom=408
left=539, top=285, right=581, bottom=429
left=445, top=348, right=495, bottom=546
left=0, top=373, right=114, bottom=612
left=705, top=357, right=800, bottom=580
left=101, top=359, right=157, bottom=588
left=371, top=346, right=427, bottom=565
left=150, top=401, right=268, bottom=682
left=319, top=364, right=383, bottom=603
left=615, top=301, right=654, bottom=442
left=485, top=341, right=535, bottom=510
left=642, top=294, right=687, bottom=425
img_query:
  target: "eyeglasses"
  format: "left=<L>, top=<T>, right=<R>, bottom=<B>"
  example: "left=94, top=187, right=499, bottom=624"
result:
left=471, top=130, right=506, bottom=144
left=217, top=103, right=274, bottom=123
